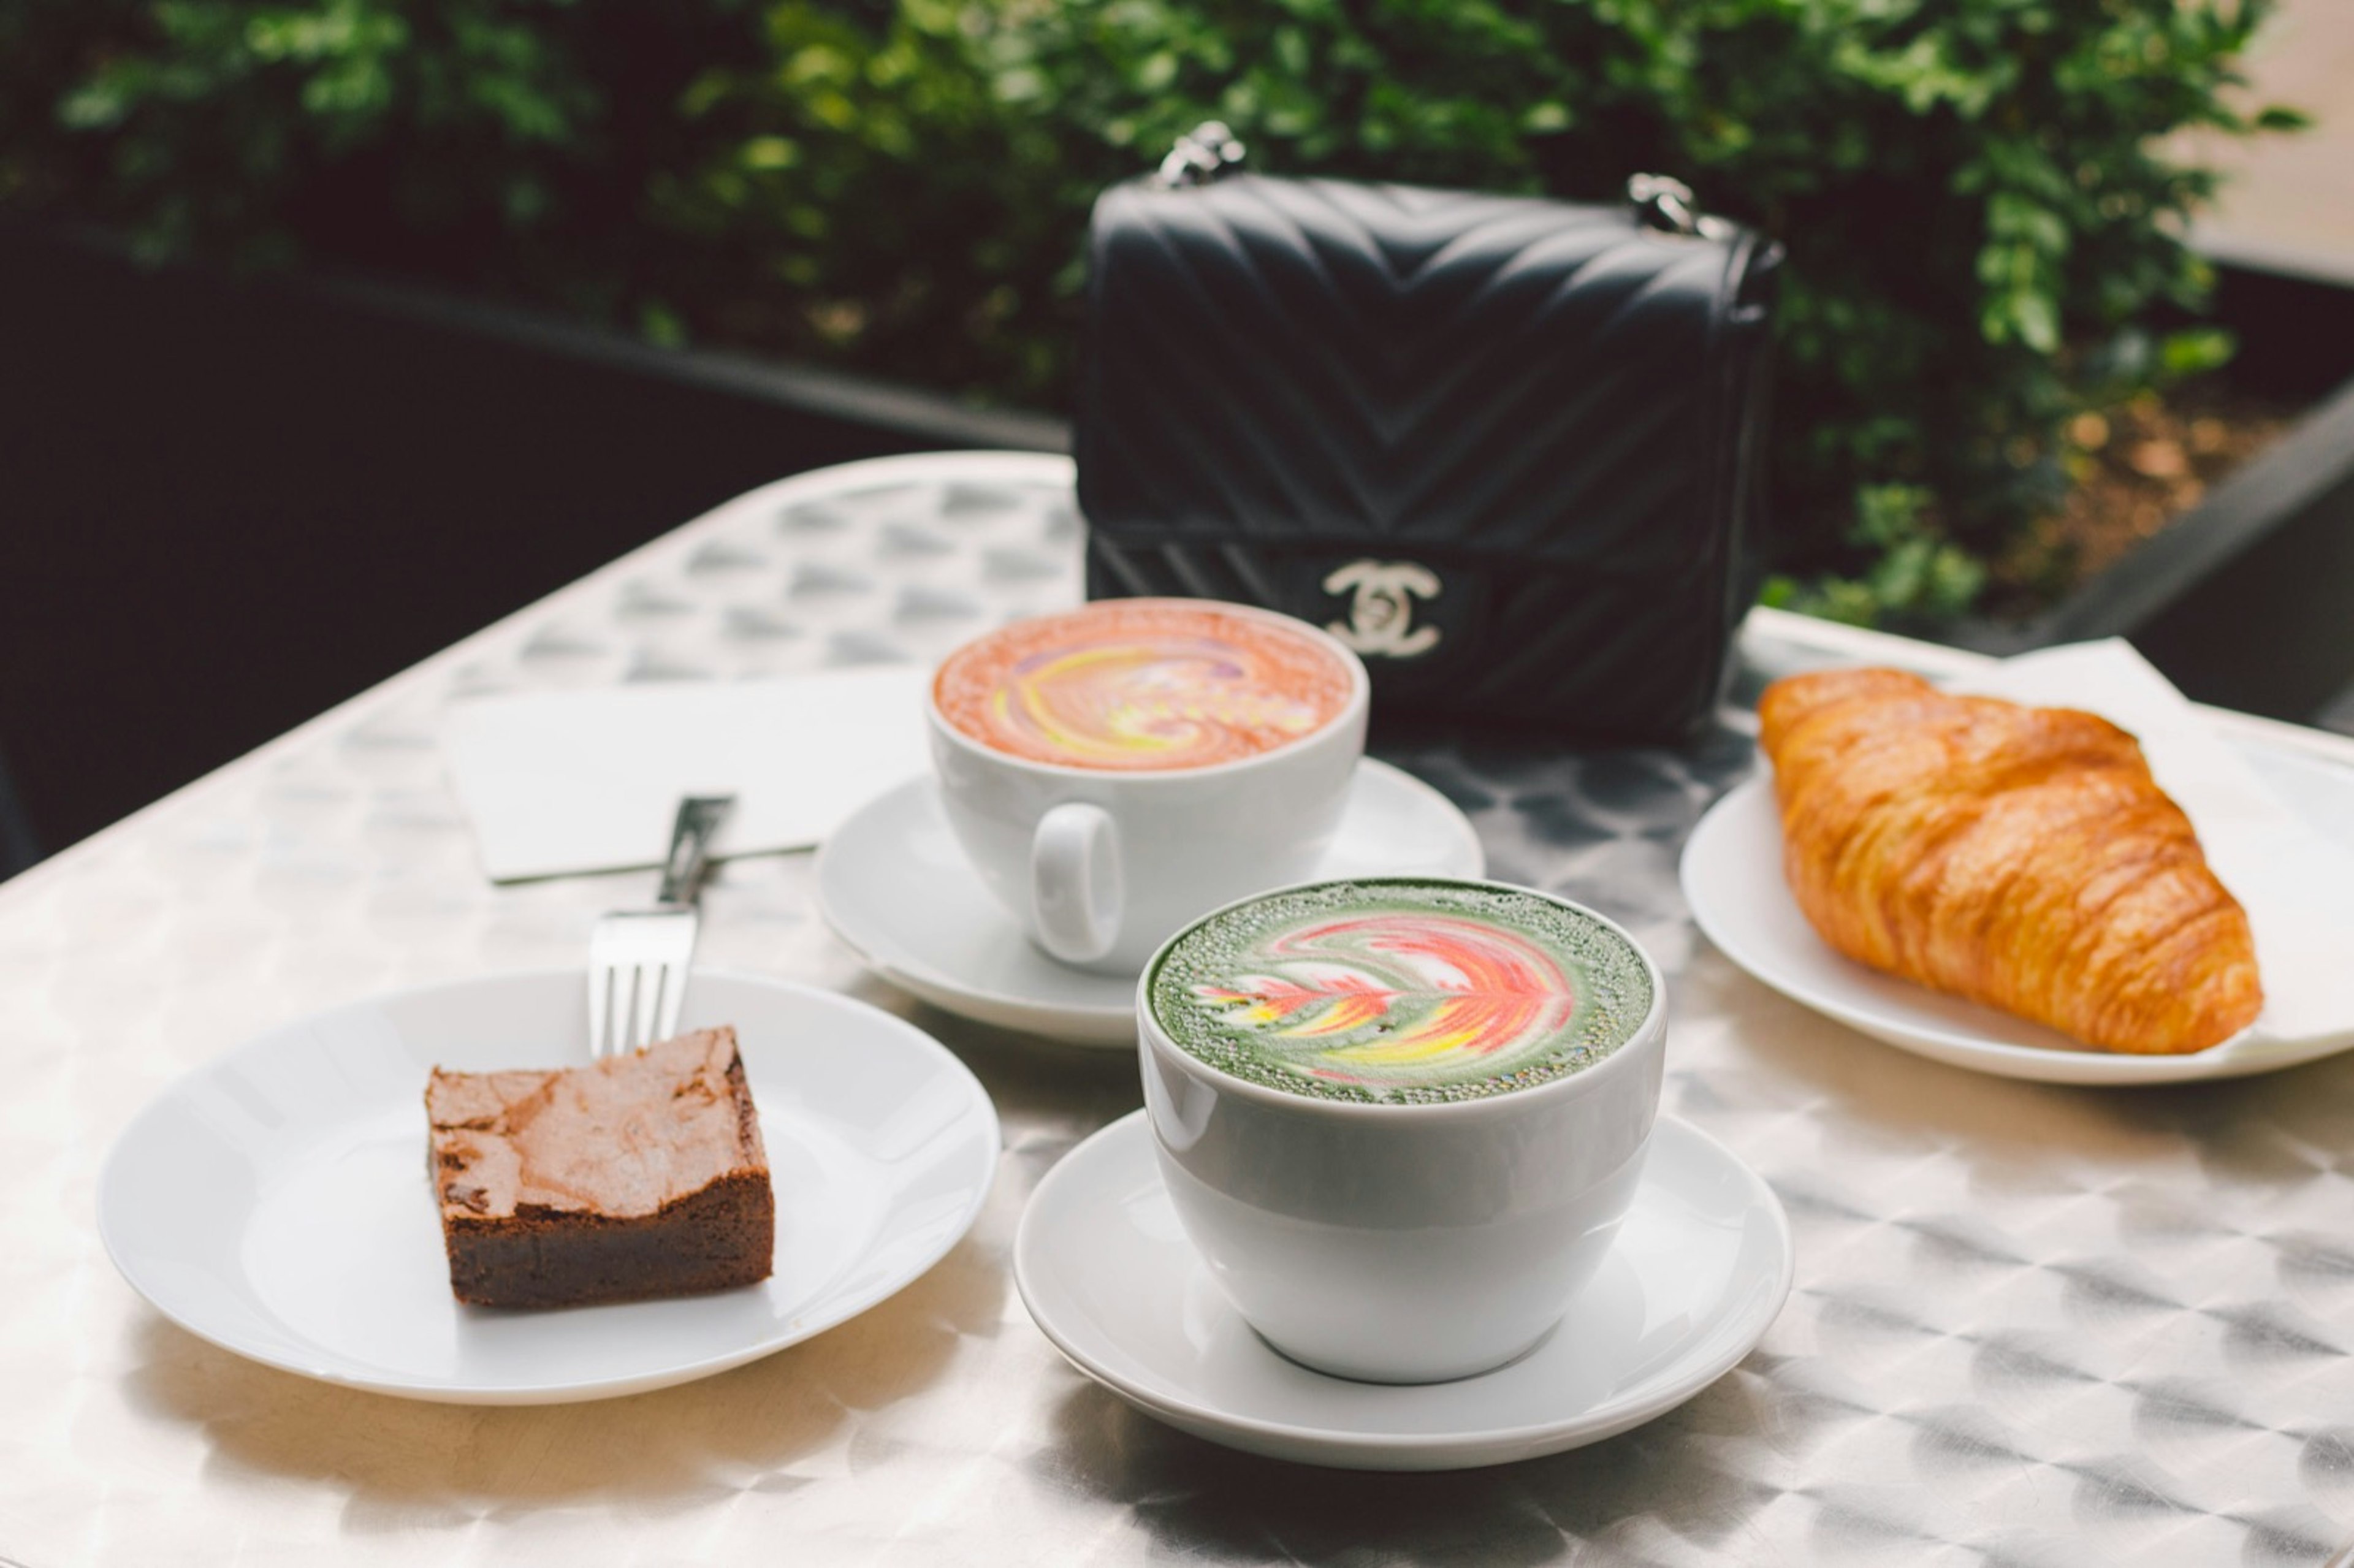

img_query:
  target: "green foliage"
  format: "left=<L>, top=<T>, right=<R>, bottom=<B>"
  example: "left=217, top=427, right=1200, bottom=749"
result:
left=7, top=1, right=597, bottom=262
left=0, top=1, right=761, bottom=310
left=1761, top=484, right=1987, bottom=628
left=0, top=0, right=2298, bottom=622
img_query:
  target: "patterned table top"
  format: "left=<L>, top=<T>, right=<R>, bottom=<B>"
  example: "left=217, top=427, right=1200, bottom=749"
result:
left=6, top=451, right=2354, bottom=1567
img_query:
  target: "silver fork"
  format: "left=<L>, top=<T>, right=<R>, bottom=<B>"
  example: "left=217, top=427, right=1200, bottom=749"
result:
left=588, top=795, right=734, bottom=1057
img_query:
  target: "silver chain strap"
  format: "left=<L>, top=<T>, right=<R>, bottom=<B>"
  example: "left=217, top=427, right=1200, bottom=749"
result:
left=1155, top=121, right=1247, bottom=188
left=1628, top=173, right=1733, bottom=240
left=1151, top=126, right=1727, bottom=251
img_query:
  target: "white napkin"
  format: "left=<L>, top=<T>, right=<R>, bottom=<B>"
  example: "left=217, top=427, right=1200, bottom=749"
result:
left=1949, top=640, right=2354, bottom=1050
left=441, top=667, right=932, bottom=881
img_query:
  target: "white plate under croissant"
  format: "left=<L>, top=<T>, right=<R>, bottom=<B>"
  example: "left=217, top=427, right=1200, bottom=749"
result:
left=1682, top=723, right=2354, bottom=1087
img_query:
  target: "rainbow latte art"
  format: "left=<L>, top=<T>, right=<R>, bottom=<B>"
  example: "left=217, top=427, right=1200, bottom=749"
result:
left=1150, top=880, right=1655, bottom=1103
left=934, top=600, right=1353, bottom=771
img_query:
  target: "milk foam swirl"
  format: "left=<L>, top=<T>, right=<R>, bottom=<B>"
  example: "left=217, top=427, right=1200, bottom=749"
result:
left=934, top=602, right=1350, bottom=771
left=1187, top=913, right=1577, bottom=1087
left=1150, top=881, right=1653, bottom=1103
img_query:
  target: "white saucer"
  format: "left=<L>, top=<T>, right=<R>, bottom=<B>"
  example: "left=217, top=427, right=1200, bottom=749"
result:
left=97, top=970, right=999, bottom=1404
left=1012, top=1111, right=1792, bottom=1472
left=1680, top=735, right=2354, bottom=1085
left=817, top=759, right=1485, bottom=1046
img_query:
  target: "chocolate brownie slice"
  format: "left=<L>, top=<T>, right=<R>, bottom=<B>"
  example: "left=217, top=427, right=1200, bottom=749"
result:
left=425, top=1026, right=774, bottom=1308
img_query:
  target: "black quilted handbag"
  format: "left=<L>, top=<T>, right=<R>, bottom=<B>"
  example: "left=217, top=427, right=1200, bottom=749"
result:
left=1075, top=126, right=1782, bottom=742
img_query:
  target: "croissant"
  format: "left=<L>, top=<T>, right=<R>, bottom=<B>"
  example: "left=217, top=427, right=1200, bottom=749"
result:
left=1756, top=668, right=2262, bottom=1054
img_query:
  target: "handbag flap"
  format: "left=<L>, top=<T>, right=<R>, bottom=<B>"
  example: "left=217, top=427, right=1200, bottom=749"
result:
left=1076, top=174, right=1754, bottom=577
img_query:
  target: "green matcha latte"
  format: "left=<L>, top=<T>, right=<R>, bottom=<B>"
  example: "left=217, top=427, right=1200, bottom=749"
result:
left=1147, top=879, right=1655, bottom=1106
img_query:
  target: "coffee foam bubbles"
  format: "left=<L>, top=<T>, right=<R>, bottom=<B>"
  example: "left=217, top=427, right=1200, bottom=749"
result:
left=1149, top=881, right=1653, bottom=1105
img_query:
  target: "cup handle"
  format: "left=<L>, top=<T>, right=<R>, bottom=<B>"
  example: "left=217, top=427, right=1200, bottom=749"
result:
left=1031, top=802, right=1123, bottom=965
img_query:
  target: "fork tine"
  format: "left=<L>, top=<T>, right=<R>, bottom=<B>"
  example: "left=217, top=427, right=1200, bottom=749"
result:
left=588, top=964, right=612, bottom=1059
left=614, top=964, right=638, bottom=1055
left=630, top=962, right=665, bottom=1054
left=655, top=956, right=688, bottom=1043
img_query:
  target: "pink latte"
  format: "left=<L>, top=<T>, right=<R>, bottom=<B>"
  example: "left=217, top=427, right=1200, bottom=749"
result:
left=934, top=600, right=1353, bottom=771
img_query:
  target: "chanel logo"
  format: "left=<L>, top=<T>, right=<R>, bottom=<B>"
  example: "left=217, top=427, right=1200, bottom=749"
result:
left=1323, top=559, right=1442, bottom=658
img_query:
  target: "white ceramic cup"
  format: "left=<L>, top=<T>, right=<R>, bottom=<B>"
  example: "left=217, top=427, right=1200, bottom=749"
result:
left=926, top=601, right=1371, bottom=976
left=1137, top=879, right=1668, bottom=1384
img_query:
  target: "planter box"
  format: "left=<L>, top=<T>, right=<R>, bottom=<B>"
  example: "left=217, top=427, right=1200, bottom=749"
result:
left=2017, top=374, right=2354, bottom=725
left=1952, top=261, right=2354, bottom=731
left=0, top=222, right=1066, bottom=876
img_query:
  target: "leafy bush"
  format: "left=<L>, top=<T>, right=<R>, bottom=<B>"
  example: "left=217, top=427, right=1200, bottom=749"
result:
left=0, top=1, right=763, bottom=314
left=0, top=0, right=2301, bottom=624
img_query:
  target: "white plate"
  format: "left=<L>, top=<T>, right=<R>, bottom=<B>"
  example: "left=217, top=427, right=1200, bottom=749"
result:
left=97, top=970, right=999, bottom=1403
left=1682, top=739, right=2354, bottom=1084
left=817, top=759, right=1485, bottom=1046
left=1013, top=1111, right=1792, bottom=1472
